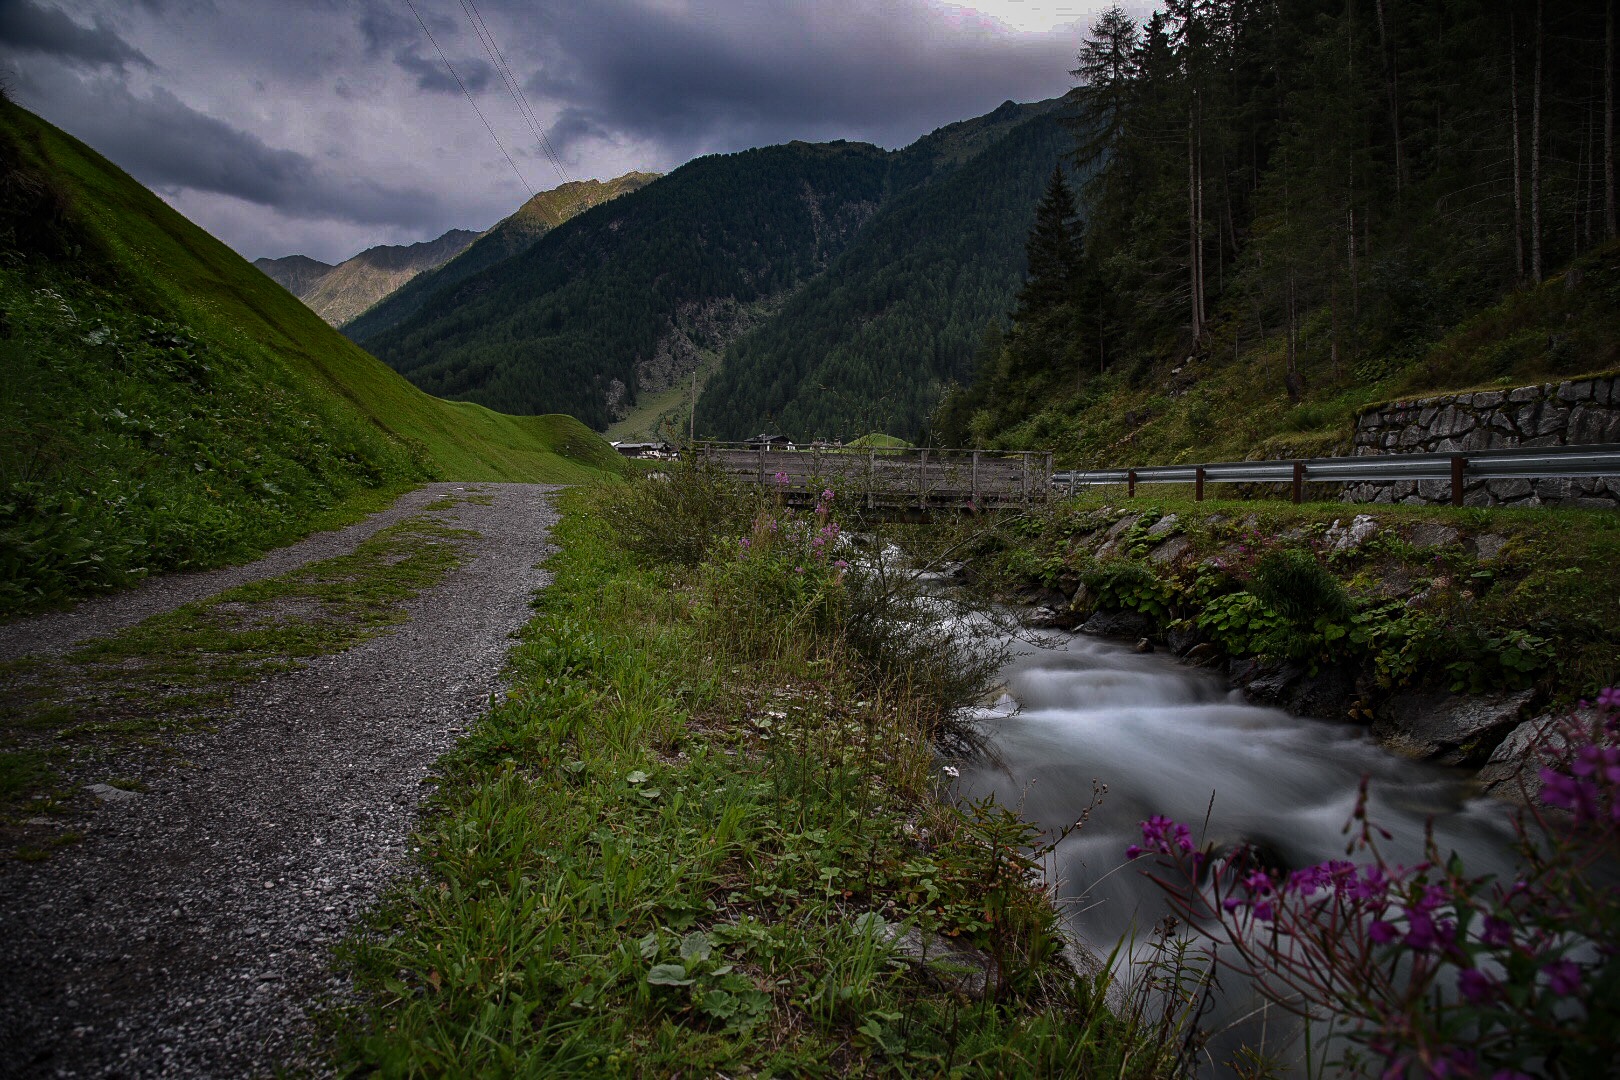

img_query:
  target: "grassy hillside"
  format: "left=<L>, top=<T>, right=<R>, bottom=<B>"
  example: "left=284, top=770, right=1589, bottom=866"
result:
left=344, top=172, right=659, bottom=341
left=0, top=99, right=622, bottom=615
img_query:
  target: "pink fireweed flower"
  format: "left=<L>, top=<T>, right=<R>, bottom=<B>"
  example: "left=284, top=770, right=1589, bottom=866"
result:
left=1126, top=815, right=1194, bottom=859
left=821, top=488, right=835, bottom=503
left=774, top=471, right=789, bottom=486
left=739, top=537, right=751, bottom=549
left=1457, top=968, right=1498, bottom=1004
left=1596, top=686, right=1619, bottom=710
left=1544, top=959, right=1583, bottom=996
left=833, top=559, right=849, bottom=571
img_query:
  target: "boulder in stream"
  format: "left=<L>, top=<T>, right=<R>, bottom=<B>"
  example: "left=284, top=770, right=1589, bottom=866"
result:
left=1373, top=690, right=1534, bottom=766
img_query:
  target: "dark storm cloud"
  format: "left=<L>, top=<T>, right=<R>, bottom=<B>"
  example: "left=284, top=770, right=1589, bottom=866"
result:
left=0, top=0, right=151, bottom=68
left=393, top=46, right=495, bottom=95
left=31, top=71, right=442, bottom=227
left=513, top=0, right=1077, bottom=157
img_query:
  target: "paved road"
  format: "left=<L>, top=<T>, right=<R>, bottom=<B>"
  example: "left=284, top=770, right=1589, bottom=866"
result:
left=0, top=483, right=561, bottom=1077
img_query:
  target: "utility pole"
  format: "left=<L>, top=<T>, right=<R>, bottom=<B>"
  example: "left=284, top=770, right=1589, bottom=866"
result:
left=689, top=367, right=698, bottom=446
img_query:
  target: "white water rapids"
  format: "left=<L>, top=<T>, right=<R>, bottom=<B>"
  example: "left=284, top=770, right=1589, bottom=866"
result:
left=955, top=629, right=1524, bottom=1071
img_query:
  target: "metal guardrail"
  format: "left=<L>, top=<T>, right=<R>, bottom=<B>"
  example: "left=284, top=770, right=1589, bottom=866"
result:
left=1051, top=444, right=1620, bottom=505
left=696, top=443, right=1054, bottom=508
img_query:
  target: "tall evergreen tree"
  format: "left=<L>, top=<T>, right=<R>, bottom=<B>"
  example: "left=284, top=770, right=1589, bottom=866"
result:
left=1016, top=166, right=1084, bottom=319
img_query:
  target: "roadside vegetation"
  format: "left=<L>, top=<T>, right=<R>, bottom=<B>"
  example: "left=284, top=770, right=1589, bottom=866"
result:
left=980, top=493, right=1620, bottom=703
left=0, top=507, right=476, bottom=855
left=329, top=469, right=1203, bottom=1077
left=0, top=97, right=623, bottom=617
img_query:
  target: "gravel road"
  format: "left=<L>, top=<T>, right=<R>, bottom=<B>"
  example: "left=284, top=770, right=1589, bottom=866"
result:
left=0, top=485, right=461, bottom=664
left=0, top=482, right=561, bottom=1077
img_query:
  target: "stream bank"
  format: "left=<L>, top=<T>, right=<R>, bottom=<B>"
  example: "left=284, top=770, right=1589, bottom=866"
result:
left=980, top=496, right=1619, bottom=798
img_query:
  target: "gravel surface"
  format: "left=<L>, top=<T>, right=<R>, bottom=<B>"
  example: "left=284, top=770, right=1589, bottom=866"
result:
left=0, top=485, right=459, bottom=663
left=0, top=483, right=561, bottom=1077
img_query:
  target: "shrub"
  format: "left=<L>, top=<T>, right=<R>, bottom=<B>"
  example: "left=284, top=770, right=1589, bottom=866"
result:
left=595, top=457, right=752, bottom=568
left=1249, top=547, right=1353, bottom=626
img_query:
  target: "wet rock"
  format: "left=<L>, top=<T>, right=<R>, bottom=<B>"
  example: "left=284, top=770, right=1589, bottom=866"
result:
left=1184, top=642, right=1221, bottom=666
left=1232, top=660, right=1359, bottom=721
left=1473, top=534, right=1508, bottom=560
left=85, top=783, right=140, bottom=804
left=1373, top=690, right=1534, bottom=766
left=1408, top=523, right=1460, bottom=549
left=1475, top=714, right=1567, bottom=804
left=865, top=915, right=997, bottom=999
left=1133, top=637, right=1154, bottom=654
left=1079, top=610, right=1154, bottom=640
left=1144, top=514, right=1180, bottom=538
left=1164, top=624, right=1206, bottom=655
left=1325, top=514, right=1379, bottom=554
left=1149, top=536, right=1191, bottom=565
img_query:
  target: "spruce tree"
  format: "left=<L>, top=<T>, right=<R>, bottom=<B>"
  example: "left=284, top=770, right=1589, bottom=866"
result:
left=1016, top=166, right=1083, bottom=319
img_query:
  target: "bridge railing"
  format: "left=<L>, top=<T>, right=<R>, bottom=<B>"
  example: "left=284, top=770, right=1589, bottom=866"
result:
left=695, top=443, right=1054, bottom=508
left=1051, top=443, right=1620, bottom=505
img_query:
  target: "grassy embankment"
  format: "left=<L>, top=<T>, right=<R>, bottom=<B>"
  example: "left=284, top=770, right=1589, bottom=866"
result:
left=327, top=476, right=1202, bottom=1077
left=0, top=496, right=488, bottom=850
left=982, top=493, right=1620, bottom=705
left=983, top=241, right=1620, bottom=468
left=0, top=98, right=624, bottom=617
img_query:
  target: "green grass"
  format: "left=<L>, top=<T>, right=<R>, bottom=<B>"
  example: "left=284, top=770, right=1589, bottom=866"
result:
left=327, top=488, right=1189, bottom=1077
left=0, top=507, right=476, bottom=834
left=0, top=99, right=624, bottom=615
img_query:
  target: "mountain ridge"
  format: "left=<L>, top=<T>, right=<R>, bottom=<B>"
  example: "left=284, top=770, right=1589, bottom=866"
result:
left=352, top=97, right=1072, bottom=436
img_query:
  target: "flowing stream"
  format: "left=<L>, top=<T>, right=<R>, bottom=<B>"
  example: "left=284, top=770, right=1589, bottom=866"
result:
left=956, top=628, right=1523, bottom=1071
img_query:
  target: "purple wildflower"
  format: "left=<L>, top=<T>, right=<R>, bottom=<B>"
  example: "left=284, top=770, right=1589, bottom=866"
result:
left=821, top=488, right=835, bottom=503
left=1596, top=686, right=1619, bottom=710
left=1457, top=968, right=1497, bottom=1004
left=1480, top=916, right=1514, bottom=948
left=1368, top=920, right=1399, bottom=944
left=774, top=471, right=789, bottom=486
left=1545, top=959, right=1582, bottom=996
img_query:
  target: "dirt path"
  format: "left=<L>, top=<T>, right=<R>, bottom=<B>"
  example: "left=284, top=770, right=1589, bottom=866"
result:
left=0, top=483, right=561, bottom=1077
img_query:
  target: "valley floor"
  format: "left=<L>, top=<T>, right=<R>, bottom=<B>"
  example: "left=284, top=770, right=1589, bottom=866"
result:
left=0, top=483, right=561, bottom=1076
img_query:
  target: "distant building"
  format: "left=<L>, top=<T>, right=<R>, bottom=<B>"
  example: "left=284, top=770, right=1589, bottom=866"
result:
left=611, top=440, right=673, bottom=458
left=744, top=433, right=794, bottom=450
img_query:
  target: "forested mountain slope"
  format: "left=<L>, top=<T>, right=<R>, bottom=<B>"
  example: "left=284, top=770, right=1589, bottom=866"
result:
left=355, top=142, right=897, bottom=429
left=344, top=172, right=658, bottom=340
left=0, top=99, right=622, bottom=614
left=353, top=98, right=1071, bottom=435
left=938, top=1, right=1620, bottom=466
left=699, top=98, right=1076, bottom=440
left=255, top=229, right=480, bottom=327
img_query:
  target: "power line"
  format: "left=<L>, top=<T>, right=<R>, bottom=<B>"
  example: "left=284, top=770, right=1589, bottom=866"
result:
left=460, top=0, right=573, bottom=188
left=402, top=0, right=533, bottom=198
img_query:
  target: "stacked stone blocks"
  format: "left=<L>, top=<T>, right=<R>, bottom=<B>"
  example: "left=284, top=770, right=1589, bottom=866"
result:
left=1343, top=375, right=1620, bottom=508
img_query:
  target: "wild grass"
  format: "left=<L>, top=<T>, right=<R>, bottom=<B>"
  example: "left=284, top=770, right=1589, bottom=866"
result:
left=328, top=485, right=1192, bottom=1076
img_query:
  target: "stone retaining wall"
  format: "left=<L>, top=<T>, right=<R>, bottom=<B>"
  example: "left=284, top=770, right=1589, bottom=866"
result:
left=1344, top=374, right=1620, bottom=507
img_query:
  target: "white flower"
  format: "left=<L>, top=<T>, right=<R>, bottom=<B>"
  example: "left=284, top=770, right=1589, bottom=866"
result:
left=941, top=766, right=960, bottom=778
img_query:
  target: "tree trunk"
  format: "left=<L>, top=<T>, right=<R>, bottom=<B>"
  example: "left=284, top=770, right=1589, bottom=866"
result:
left=1607, top=0, right=1616, bottom=238
left=1374, top=0, right=1405, bottom=195
left=1532, top=0, right=1544, bottom=285
left=1188, top=100, right=1203, bottom=340
left=1512, top=14, right=1526, bottom=282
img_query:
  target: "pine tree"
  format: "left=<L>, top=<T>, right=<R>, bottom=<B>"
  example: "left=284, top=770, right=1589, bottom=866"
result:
left=1016, top=167, right=1083, bottom=319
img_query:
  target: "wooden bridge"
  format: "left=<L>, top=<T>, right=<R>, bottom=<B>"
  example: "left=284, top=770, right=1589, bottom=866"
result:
left=696, top=444, right=1054, bottom=510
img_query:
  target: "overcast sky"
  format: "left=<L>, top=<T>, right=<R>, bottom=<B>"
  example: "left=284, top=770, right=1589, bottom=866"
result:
left=0, top=0, right=1123, bottom=263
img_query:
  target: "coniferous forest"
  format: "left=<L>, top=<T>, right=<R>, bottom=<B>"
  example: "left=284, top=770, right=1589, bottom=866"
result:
left=938, top=0, right=1620, bottom=459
